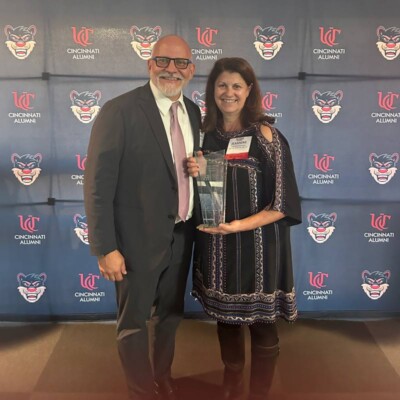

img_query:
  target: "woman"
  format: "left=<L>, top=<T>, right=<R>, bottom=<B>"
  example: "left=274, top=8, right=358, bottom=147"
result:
left=187, top=58, right=302, bottom=400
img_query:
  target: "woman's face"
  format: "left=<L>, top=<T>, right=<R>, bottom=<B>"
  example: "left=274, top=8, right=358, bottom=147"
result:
left=214, top=71, right=251, bottom=119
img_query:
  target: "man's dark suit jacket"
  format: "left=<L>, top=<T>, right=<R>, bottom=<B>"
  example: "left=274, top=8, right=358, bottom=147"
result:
left=84, top=82, right=201, bottom=272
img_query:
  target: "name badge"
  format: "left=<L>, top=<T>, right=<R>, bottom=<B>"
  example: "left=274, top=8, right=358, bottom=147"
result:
left=225, top=136, right=252, bottom=159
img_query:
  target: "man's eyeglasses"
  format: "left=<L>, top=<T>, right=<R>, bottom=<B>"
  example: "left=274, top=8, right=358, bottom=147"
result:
left=151, top=56, right=192, bottom=70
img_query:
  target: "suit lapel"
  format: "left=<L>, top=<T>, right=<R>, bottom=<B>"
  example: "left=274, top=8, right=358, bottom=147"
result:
left=138, top=83, right=176, bottom=180
left=138, top=83, right=201, bottom=182
left=184, top=97, right=201, bottom=152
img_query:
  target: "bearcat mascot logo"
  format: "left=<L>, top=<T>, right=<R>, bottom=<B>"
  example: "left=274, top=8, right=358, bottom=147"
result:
left=307, top=212, right=337, bottom=243
left=253, top=25, right=285, bottom=60
left=73, top=214, right=89, bottom=245
left=70, top=90, right=101, bottom=123
left=376, top=26, right=400, bottom=60
left=130, top=25, right=161, bottom=60
left=17, top=272, right=47, bottom=303
left=4, top=25, right=37, bottom=59
left=312, top=90, right=343, bottom=123
left=368, top=153, right=399, bottom=184
left=361, top=270, right=390, bottom=300
left=11, top=153, right=42, bottom=185
left=192, top=91, right=206, bottom=119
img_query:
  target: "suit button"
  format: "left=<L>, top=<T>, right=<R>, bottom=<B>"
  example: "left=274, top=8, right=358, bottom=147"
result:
left=168, top=214, right=175, bottom=220
left=171, top=186, right=178, bottom=192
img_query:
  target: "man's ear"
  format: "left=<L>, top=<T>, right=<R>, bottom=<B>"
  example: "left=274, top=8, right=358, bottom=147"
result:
left=189, top=63, right=196, bottom=79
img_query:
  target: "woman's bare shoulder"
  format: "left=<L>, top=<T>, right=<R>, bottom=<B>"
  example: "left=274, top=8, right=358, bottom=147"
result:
left=259, top=123, right=273, bottom=143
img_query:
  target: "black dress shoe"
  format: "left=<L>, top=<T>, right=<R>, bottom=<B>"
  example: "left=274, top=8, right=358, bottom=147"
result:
left=154, top=378, right=178, bottom=400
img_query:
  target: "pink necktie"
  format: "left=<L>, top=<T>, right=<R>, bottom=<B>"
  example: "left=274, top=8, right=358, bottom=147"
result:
left=170, top=102, right=189, bottom=221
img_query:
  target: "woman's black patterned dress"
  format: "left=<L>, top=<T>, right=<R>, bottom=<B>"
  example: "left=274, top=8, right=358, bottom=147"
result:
left=192, top=123, right=302, bottom=324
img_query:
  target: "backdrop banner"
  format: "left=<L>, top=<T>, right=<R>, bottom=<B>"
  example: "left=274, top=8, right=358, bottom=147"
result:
left=1, top=0, right=399, bottom=320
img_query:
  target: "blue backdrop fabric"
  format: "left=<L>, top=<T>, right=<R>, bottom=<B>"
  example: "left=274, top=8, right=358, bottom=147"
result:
left=1, top=0, right=399, bottom=320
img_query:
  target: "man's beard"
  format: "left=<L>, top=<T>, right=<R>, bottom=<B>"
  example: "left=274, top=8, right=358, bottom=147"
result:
left=153, top=72, right=186, bottom=98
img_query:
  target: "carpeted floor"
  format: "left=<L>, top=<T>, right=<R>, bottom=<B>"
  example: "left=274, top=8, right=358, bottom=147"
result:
left=0, top=318, right=399, bottom=399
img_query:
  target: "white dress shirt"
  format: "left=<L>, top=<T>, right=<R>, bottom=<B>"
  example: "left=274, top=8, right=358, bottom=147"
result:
left=150, top=80, right=194, bottom=221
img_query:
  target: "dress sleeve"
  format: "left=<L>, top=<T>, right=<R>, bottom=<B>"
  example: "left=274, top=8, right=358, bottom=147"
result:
left=269, top=128, right=302, bottom=226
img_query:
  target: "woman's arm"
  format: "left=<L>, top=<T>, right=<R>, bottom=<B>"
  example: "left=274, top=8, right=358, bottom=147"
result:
left=198, top=209, right=285, bottom=235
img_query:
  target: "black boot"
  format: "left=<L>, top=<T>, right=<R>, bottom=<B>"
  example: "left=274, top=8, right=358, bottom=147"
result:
left=217, top=323, right=246, bottom=400
left=247, top=323, right=279, bottom=400
left=248, top=343, right=279, bottom=400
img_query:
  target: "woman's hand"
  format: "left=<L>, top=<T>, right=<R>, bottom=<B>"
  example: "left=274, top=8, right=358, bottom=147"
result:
left=187, top=151, right=206, bottom=178
left=197, top=210, right=286, bottom=236
left=197, top=220, right=242, bottom=235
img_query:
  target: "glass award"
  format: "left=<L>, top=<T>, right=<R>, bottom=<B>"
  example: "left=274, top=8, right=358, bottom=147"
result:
left=195, top=150, right=227, bottom=227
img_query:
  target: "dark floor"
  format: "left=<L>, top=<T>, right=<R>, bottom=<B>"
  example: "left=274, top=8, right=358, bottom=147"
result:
left=0, top=318, right=399, bottom=399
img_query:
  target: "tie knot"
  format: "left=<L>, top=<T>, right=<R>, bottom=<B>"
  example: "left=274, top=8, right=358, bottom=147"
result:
left=170, top=101, right=180, bottom=116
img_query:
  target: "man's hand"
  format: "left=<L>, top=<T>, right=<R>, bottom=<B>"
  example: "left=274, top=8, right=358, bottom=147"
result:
left=98, top=250, right=127, bottom=282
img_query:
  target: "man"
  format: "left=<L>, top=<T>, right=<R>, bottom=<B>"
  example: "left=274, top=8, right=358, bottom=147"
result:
left=84, top=35, right=201, bottom=400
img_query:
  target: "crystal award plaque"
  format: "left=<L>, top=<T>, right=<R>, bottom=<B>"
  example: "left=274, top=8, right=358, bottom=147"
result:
left=195, top=150, right=227, bottom=227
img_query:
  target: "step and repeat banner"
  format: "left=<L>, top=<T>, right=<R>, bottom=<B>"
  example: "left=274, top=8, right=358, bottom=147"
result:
left=1, top=0, right=399, bottom=320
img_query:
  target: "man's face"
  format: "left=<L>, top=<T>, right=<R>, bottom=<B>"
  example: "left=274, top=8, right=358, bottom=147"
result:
left=148, top=38, right=195, bottom=101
